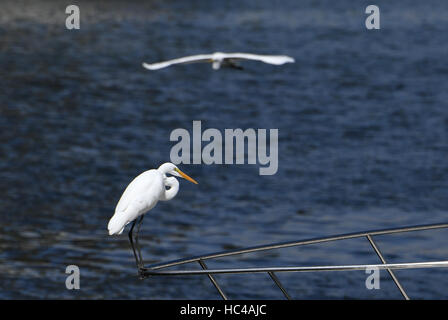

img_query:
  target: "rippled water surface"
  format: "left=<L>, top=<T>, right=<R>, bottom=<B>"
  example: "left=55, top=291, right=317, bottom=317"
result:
left=1, top=0, right=448, bottom=299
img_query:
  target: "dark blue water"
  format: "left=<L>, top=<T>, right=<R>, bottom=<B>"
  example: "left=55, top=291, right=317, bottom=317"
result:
left=1, top=0, right=447, bottom=299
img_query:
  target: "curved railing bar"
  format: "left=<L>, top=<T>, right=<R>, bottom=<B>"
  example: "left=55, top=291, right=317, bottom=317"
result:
left=142, top=260, right=448, bottom=276
left=143, top=222, right=448, bottom=271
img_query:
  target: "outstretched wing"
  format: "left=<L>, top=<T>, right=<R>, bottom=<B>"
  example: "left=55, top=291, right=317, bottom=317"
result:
left=222, top=53, right=295, bottom=65
left=142, top=54, right=214, bottom=70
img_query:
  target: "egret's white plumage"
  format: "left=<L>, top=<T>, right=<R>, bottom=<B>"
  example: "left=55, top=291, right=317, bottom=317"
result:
left=142, top=52, right=295, bottom=70
left=108, top=163, right=198, bottom=236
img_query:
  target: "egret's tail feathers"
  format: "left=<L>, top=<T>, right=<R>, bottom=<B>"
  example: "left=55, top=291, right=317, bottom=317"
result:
left=108, top=213, right=128, bottom=235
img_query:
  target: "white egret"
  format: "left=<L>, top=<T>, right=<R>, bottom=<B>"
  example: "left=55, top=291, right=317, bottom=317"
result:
left=142, top=52, right=295, bottom=70
left=108, top=162, right=198, bottom=269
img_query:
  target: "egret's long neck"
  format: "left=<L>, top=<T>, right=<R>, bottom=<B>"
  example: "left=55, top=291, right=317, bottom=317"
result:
left=160, top=176, right=179, bottom=201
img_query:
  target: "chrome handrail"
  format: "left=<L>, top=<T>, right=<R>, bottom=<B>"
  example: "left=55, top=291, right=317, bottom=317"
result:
left=143, top=260, right=448, bottom=275
left=139, top=222, right=448, bottom=300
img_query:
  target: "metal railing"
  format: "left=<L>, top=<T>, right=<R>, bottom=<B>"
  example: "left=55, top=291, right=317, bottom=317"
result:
left=140, top=222, right=448, bottom=300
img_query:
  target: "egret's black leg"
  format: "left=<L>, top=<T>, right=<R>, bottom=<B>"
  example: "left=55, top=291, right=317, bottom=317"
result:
left=128, top=220, right=140, bottom=268
left=134, top=215, right=145, bottom=269
left=228, top=60, right=244, bottom=70
left=231, top=64, right=244, bottom=70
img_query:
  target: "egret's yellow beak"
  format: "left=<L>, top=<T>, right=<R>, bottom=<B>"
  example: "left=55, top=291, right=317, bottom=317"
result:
left=175, top=168, right=198, bottom=184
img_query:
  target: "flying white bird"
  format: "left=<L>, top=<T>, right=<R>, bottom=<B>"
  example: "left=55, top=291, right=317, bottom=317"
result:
left=142, top=52, right=295, bottom=70
left=108, top=162, right=198, bottom=269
